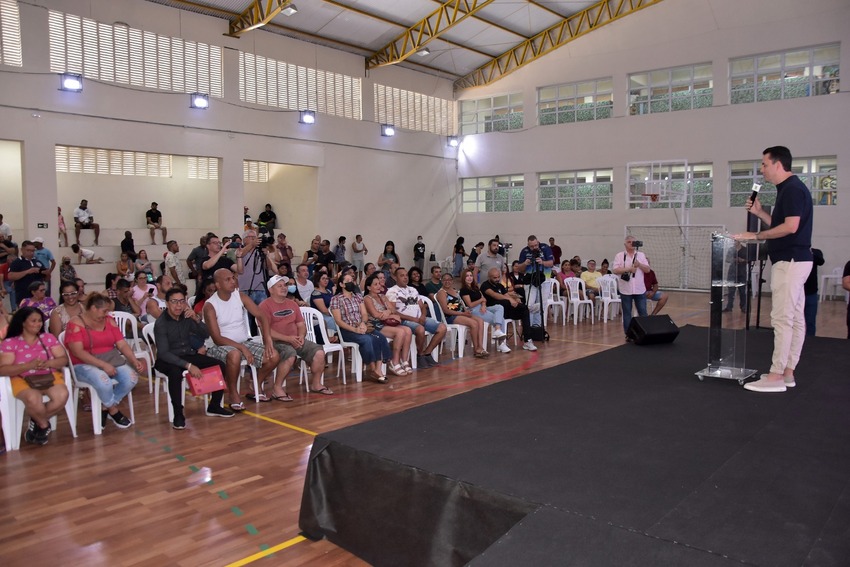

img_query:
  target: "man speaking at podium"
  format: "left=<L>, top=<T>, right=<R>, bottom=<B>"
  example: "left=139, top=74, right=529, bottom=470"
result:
left=734, top=146, right=813, bottom=393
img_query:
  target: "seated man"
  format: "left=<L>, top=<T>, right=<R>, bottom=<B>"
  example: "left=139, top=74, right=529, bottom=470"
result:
left=145, top=202, right=167, bottom=245
left=580, top=259, right=603, bottom=301
left=203, top=268, right=279, bottom=410
left=480, top=267, right=537, bottom=351
left=386, top=266, right=446, bottom=368
left=315, top=240, right=336, bottom=275
left=424, top=265, right=443, bottom=300
left=201, top=234, right=244, bottom=282
left=258, top=275, right=331, bottom=399
left=144, top=275, right=173, bottom=323
left=643, top=260, right=668, bottom=316
left=154, top=287, right=235, bottom=429
left=73, top=199, right=100, bottom=245
left=293, top=263, right=314, bottom=305
left=71, top=244, right=104, bottom=264
left=112, top=278, right=142, bottom=332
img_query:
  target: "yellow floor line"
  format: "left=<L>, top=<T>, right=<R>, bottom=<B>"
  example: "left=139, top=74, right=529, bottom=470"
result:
left=225, top=535, right=307, bottom=566
left=243, top=410, right=317, bottom=437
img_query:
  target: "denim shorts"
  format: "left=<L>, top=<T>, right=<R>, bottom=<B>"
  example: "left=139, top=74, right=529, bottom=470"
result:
left=402, top=318, right=441, bottom=334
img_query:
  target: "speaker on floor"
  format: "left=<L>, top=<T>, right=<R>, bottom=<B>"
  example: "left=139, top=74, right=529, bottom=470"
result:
left=627, top=315, right=680, bottom=345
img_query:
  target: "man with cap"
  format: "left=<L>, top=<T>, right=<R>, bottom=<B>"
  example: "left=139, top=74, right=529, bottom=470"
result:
left=145, top=202, right=167, bottom=245
left=258, top=274, right=332, bottom=399
left=32, top=237, right=56, bottom=295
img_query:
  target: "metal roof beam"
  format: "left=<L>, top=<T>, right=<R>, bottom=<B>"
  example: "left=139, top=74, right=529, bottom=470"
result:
left=455, top=0, right=665, bottom=89
left=367, top=0, right=497, bottom=69
left=228, top=0, right=293, bottom=37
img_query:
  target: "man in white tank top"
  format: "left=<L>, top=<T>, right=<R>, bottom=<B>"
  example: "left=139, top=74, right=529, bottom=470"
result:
left=204, top=268, right=279, bottom=411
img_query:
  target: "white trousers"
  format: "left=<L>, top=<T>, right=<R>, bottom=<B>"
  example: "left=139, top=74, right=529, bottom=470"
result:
left=769, top=260, right=812, bottom=374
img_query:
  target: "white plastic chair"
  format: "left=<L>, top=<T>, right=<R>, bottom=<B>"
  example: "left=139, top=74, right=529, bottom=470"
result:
left=59, top=331, right=135, bottom=435
left=565, top=278, right=594, bottom=325
left=300, top=306, right=352, bottom=389
left=541, top=279, right=566, bottom=325
left=110, top=311, right=154, bottom=393
left=596, top=276, right=622, bottom=322
left=419, top=296, right=443, bottom=363
left=820, top=267, right=843, bottom=302
left=1, top=371, right=77, bottom=451
left=141, top=322, right=209, bottom=422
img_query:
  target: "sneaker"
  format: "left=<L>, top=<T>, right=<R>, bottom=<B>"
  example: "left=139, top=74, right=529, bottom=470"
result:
left=108, top=411, right=132, bottom=429
left=24, top=420, right=40, bottom=445
left=522, top=340, right=538, bottom=351
left=784, top=375, right=796, bottom=388
left=497, top=342, right=512, bottom=353
left=743, top=376, right=787, bottom=393
left=417, top=355, right=433, bottom=369
left=172, top=414, right=186, bottom=430
left=206, top=405, right=236, bottom=418
left=491, top=329, right=507, bottom=339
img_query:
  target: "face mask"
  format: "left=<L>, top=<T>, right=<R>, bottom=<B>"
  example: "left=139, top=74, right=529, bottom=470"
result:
left=287, top=285, right=297, bottom=294
left=344, top=282, right=358, bottom=292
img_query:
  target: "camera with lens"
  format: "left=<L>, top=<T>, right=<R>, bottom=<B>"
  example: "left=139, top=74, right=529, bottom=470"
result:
left=632, top=240, right=644, bottom=248
left=531, top=249, right=541, bottom=259
left=620, top=272, right=631, bottom=282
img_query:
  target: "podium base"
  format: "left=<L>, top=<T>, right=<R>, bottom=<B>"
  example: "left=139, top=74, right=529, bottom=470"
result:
left=695, top=366, right=758, bottom=385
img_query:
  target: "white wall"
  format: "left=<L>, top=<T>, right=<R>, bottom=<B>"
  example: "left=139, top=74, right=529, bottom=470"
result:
left=0, top=140, right=23, bottom=235
left=454, top=0, right=850, bottom=275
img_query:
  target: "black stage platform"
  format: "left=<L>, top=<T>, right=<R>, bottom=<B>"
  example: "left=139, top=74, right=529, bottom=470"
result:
left=299, top=326, right=850, bottom=566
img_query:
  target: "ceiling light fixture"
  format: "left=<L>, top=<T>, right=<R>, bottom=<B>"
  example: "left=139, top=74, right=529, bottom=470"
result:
left=189, top=92, right=209, bottom=109
left=447, top=136, right=459, bottom=148
left=282, top=4, right=298, bottom=16
left=417, top=47, right=431, bottom=57
left=381, top=124, right=395, bottom=137
left=59, top=73, right=83, bottom=92
left=299, top=110, right=316, bottom=124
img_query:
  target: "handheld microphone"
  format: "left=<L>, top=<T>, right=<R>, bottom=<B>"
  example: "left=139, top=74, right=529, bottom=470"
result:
left=750, top=183, right=762, bottom=205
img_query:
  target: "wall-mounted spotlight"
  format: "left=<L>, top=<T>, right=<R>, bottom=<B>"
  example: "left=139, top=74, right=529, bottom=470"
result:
left=299, top=110, right=316, bottom=124
left=447, top=136, right=459, bottom=148
left=381, top=124, right=395, bottom=137
left=282, top=4, right=298, bottom=16
left=417, top=47, right=431, bottom=57
left=59, top=73, right=83, bottom=92
left=190, top=92, right=209, bottom=109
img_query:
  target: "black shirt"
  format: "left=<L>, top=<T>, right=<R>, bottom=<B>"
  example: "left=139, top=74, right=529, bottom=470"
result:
left=315, top=251, right=336, bottom=269
left=768, top=175, right=813, bottom=263
left=121, top=237, right=136, bottom=256
left=10, top=257, right=46, bottom=300
left=803, top=249, right=825, bottom=296
left=146, top=209, right=162, bottom=224
left=153, top=310, right=210, bottom=367
left=480, top=280, right=507, bottom=307
left=257, top=211, right=276, bottom=227
left=201, top=256, right=234, bottom=282
left=413, top=242, right=425, bottom=260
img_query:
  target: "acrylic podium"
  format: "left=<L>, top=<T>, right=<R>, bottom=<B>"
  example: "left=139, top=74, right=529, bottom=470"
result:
left=695, top=232, right=759, bottom=384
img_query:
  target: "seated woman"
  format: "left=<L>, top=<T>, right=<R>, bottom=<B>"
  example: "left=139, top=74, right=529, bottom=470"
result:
left=459, top=267, right=508, bottom=353
left=330, top=273, right=392, bottom=384
left=310, top=271, right=339, bottom=339
left=131, top=272, right=156, bottom=320
left=599, top=258, right=611, bottom=276
left=74, top=278, right=90, bottom=305
left=64, top=294, right=144, bottom=429
left=19, top=281, right=57, bottom=318
left=134, top=250, right=153, bottom=281
left=0, top=307, right=70, bottom=445
left=49, top=280, right=84, bottom=337
left=556, top=260, right=573, bottom=297
left=104, top=273, right=119, bottom=302
left=192, top=278, right=217, bottom=316
left=359, top=262, right=377, bottom=293
left=116, top=252, right=134, bottom=281
left=408, top=266, right=428, bottom=298
left=363, top=273, right=413, bottom=376
left=436, top=273, right=488, bottom=358
left=376, top=241, right=400, bottom=287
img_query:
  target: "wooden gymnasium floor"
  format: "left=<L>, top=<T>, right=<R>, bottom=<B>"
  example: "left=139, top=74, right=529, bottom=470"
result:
left=1, top=292, right=847, bottom=567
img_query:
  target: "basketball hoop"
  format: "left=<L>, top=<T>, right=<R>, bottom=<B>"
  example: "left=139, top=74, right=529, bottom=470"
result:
left=642, top=193, right=660, bottom=203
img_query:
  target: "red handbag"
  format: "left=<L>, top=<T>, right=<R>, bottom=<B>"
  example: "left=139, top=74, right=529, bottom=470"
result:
left=184, top=365, right=225, bottom=396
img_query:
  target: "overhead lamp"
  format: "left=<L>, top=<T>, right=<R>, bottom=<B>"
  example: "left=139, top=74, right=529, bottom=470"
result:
left=59, top=73, right=83, bottom=92
left=299, top=110, right=316, bottom=124
left=417, top=47, right=431, bottom=57
left=189, top=92, right=209, bottom=109
left=381, top=124, right=395, bottom=137
left=282, top=4, right=298, bottom=16
left=447, top=136, right=459, bottom=148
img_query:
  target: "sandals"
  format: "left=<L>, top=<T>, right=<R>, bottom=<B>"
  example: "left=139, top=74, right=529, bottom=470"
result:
left=271, top=393, right=293, bottom=402
left=389, top=363, right=408, bottom=377
left=309, top=386, right=334, bottom=396
left=369, top=370, right=388, bottom=384
left=245, top=393, right=270, bottom=402
left=401, top=361, right=413, bottom=374
left=474, top=350, right=490, bottom=359
left=229, top=402, right=246, bottom=412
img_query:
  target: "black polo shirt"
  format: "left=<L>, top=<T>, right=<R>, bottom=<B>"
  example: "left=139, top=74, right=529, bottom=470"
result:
left=768, top=175, right=813, bottom=264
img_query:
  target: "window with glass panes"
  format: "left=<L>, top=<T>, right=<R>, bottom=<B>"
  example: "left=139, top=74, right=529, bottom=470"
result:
left=459, top=93, right=523, bottom=135
left=730, top=44, right=839, bottom=104
left=688, top=164, right=714, bottom=208
left=629, top=63, right=712, bottom=115
left=461, top=175, right=524, bottom=213
left=538, top=169, right=612, bottom=211
left=538, top=78, right=613, bottom=125
left=627, top=163, right=707, bottom=209
left=729, top=156, right=837, bottom=207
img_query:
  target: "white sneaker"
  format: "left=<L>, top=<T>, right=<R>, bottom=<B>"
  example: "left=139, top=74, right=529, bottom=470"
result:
left=497, top=342, right=511, bottom=353
left=743, top=376, right=786, bottom=393
left=522, top=340, right=538, bottom=351
left=492, top=329, right=507, bottom=339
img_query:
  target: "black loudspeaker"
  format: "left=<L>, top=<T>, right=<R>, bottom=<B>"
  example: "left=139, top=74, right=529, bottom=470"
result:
left=627, top=315, right=680, bottom=345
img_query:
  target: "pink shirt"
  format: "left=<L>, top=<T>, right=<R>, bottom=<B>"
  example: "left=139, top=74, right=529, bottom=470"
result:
left=613, top=250, right=648, bottom=295
left=257, top=298, right=303, bottom=337
left=0, top=333, right=60, bottom=376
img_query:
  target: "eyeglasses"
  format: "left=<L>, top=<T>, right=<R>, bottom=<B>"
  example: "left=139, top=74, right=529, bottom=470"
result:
left=35, top=288, right=46, bottom=293
left=61, top=292, right=79, bottom=297
left=168, top=299, right=187, bottom=305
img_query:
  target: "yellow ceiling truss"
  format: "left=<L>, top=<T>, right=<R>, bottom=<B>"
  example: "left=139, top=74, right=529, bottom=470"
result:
left=455, top=0, right=665, bottom=89
left=228, top=0, right=293, bottom=37
left=367, top=0, right=497, bottom=69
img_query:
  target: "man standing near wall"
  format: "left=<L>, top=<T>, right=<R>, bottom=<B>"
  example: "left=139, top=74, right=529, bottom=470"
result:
left=734, top=146, right=813, bottom=393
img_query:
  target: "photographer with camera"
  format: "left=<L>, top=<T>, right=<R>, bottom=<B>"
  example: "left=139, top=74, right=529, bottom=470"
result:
left=613, top=236, right=650, bottom=340
left=237, top=230, right=271, bottom=319
left=518, top=235, right=554, bottom=327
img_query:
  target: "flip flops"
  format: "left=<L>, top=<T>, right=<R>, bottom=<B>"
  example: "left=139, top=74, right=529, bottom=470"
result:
left=309, top=386, right=334, bottom=396
left=271, top=393, right=294, bottom=402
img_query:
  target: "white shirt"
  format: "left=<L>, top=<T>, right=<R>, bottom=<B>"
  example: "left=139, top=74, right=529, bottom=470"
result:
left=386, top=285, right=422, bottom=318
left=74, top=207, right=94, bottom=223
left=296, top=278, right=314, bottom=303
left=0, top=222, right=11, bottom=239
left=613, top=250, right=648, bottom=295
left=206, top=291, right=248, bottom=343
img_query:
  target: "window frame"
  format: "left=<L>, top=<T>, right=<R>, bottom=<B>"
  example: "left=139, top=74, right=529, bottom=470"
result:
left=629, top=63, right=713, bottom=115
left=461, top=175, right=525, bottom=213
left=538, top=169, right=614, bottom=211
left=538, top=77, right=613, bottom=125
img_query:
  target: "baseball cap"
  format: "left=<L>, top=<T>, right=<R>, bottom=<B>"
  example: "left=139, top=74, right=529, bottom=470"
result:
left=268, top=275, right=289, bottom=289
left=32, top=237, right=44, bottom=243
